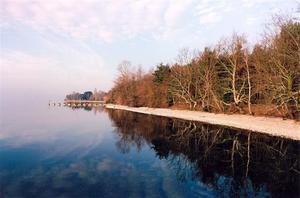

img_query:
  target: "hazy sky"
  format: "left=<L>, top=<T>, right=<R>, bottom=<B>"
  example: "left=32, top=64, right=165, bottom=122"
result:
left=0, top=0, right=299, bottom=103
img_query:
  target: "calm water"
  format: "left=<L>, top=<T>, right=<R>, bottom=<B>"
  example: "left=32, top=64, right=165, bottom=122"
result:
left=0, top=105, right=299, bottom=198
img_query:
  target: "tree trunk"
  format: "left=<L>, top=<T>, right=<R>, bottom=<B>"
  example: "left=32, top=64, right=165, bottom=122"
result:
left=245, top=55, right=252, bottom=114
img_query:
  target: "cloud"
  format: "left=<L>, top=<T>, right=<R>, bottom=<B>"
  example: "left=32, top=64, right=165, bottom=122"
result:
left=198, top=11, right=221, bottom=25
left=1, top=0, right=298, bottom=96
left=0, top=45, right=110, bottom=97
left=241, top=0, right=279, bottom=8
left=164, top=0, right=194, bottom=27
left=1, top=0, right=296, bottom=43
left=245, top=16, right=261, bottom=25
left=195, top=0, right=229, bottom=25
left=0, top=50, right=68, bottom=99
left=1, top=0, right=196, bottom=42
left=1, top=50, right=57, bottom=81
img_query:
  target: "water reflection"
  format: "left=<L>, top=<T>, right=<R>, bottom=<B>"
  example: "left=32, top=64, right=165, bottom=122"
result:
left=2, top=105, right=213, bottom=197
left=106, top=109, right=300, bottom=198
left=68, top=105, right=104, bottom=113
left=0, top=105, right=299, bottom=198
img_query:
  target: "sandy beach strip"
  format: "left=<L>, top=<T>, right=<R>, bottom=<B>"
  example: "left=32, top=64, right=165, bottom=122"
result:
left=105, top=104, right=300, bottom=141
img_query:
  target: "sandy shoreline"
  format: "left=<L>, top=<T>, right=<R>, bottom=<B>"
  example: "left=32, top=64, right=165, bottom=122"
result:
left=105, top=104, right=300, bottom=141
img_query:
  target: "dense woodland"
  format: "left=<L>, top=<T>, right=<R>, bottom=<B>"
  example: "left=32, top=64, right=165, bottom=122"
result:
left=106, top=18, right=300, bottom=119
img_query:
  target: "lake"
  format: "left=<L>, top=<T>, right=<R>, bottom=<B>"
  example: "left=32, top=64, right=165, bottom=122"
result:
left=0, top=104, right=299, bottom=198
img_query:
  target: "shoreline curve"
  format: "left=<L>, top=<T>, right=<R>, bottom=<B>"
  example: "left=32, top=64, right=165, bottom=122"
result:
left=105, top=104, right=300, bottom=141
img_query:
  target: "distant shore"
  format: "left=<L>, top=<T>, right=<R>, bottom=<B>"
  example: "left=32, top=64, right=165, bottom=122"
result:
left=105, top=104, right=300, bottom=141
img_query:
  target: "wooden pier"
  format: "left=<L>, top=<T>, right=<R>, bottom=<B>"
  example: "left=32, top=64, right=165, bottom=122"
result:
left=49, top=100, right=105, bottom=107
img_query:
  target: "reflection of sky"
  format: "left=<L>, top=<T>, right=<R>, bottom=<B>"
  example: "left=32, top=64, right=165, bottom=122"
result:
left=0, top=105, right=109, bottom=146
left=0, top=106, right=217, bottom=197
left=0, top=152, right=215, bottom=197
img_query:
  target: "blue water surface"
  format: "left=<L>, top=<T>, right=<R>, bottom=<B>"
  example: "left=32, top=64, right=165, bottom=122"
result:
left=0, top=104, right=299, bottom=198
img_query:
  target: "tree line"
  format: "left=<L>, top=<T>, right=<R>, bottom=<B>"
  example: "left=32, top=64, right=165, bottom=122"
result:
left=106, top=18, right=300, bottom=119
left=65, top=89, right=106, bottom=101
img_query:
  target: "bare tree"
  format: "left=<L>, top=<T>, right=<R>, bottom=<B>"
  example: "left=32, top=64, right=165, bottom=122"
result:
left=169, top=49, right=201, bottom=109
left=216, top=34, right=250, bottom=112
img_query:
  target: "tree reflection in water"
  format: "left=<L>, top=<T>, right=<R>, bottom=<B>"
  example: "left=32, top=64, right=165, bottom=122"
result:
left=106, top=109, right=300, bottom=198
left=68, top=106, right=105, bottom=114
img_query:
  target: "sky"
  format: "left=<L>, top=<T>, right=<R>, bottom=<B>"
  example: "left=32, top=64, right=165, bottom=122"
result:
left=0, top=0, right=299, bottom=104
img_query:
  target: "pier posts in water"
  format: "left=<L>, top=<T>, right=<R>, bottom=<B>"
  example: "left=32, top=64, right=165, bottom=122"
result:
left=48, top=100, right=104, bottom=107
